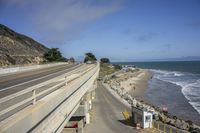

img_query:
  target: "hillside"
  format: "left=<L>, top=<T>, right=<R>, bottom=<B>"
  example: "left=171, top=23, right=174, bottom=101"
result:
left=0, top=24, right=49, bottom=67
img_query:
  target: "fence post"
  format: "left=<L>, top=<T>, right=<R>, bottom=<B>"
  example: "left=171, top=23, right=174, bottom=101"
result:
left=170, top=128, right=172, bottom=133
left=152, top=121, right=154, bottom=128
left=32, top=89, right=36, bottom=105
left=164, top=125, right=166, bottom=133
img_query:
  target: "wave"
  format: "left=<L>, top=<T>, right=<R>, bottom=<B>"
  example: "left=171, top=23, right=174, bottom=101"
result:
left=151, top=69, right=200, bottom=114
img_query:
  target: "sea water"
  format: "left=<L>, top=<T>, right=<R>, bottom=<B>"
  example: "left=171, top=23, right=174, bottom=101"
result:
left=115, top=61, right=200, bottom=124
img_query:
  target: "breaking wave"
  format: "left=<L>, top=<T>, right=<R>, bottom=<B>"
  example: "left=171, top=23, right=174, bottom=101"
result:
left=151, top=69, right=200, bottom=114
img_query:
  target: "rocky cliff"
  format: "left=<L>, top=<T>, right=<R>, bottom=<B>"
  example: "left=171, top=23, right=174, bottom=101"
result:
left=0, top=24, right=49, bottom=67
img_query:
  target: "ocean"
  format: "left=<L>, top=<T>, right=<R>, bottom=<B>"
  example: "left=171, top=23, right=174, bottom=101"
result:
left=114, top=61, right=200, bottom=124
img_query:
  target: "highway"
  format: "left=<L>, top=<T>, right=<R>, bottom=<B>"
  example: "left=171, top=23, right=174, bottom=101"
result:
left=84, top=82, right=139, bottom=133
left=0, top=63, right=90, bottom=121
left=0, top=63, right=99, bottom=132
left=0, top=63, right=82, bottom=98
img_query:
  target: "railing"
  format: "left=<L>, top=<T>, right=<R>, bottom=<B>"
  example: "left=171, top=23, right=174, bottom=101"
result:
left=152, top=121, right=189, bottom=133
left=0, top=64, right=95, bottom=121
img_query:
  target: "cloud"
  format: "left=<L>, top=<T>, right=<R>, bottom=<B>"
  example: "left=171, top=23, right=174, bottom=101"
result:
left=1, top=0, right=124, bottom=44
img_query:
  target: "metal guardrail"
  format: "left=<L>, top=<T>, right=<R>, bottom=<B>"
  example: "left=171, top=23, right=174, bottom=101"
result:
left=0, top=64, right=96, bottom=121
left=152, top=121, right=189, bottom=133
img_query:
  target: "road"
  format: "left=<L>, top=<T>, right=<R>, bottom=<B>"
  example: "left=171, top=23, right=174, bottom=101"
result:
left=0, top=63, right=88, bottom=121
left=0, top=63, right=81, bottom=98
left=84, top=82, right=139, bottom=133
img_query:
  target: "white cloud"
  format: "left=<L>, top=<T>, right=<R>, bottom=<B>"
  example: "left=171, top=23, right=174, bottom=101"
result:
left=1, top=0, right=124, bottom=44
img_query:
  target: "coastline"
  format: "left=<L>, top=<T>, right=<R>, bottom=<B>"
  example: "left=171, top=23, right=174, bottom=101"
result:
left=104, top=68, right=200, bottom=132
left=106, top=69, right=152, bottom=99
left=145, top=72, right=200, bottom=125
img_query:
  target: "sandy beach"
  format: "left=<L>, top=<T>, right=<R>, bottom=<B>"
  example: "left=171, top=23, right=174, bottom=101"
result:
left=107, top=69, right=152, bottom=99
left=106, top=67, right=200, bottom=128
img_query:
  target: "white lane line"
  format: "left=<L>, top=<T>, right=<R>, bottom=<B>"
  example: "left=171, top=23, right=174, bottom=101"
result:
left=0, top=64, right=82, bottom=92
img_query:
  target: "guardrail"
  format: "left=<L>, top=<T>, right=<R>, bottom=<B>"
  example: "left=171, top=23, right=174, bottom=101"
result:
left=0, top=64, right=95, bottom=121
left=152, top=121, right=189, bottom=133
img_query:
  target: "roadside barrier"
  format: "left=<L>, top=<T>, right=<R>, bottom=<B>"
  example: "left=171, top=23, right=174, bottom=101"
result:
left=0, top=64, right=96, bottom=121
left=0, top=62, right=68, bottom=76
left=122, top=110, right=130, bottom=120
left=152, top=121, right=189, bottom=133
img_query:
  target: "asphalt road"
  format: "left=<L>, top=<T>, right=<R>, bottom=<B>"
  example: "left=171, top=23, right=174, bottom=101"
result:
left=84, top=82, right=139, bottom=133
left=0, top=63, right=82, bottom=98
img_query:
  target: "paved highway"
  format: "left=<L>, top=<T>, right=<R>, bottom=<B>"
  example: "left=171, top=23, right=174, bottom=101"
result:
left=0, top=63, right=90, bottom=121
left=0, top=63, right=82, bottom=98
left=84, top=82, right=139, bottom=133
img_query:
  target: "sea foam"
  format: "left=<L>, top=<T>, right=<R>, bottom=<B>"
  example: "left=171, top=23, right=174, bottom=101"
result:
left=151, top=69, right=200, bottom=115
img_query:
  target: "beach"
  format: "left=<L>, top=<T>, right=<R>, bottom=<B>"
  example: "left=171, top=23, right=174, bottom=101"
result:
left=106, top=66, right=200, bottom=126
left=107, top=69, right=152, bottom=99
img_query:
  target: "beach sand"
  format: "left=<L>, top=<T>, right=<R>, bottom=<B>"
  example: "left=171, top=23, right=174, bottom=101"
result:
left=122, top=69, right=152, bottom=98
left=110, top=69, right=152, bottom=99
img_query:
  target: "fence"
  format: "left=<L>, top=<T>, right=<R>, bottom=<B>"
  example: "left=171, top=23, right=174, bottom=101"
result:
left=152, top=121, right=189, bottom=133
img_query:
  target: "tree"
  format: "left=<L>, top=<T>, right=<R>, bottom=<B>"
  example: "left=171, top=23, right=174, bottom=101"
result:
left=84, top=52, right=97, bottom=63
left=113, top=64, right=122, bottom=70
left=43, top=48, right=65, bottom=62
left=100, top=58, right=110, bottom=64
left=69, top=57, right=75, bottom=63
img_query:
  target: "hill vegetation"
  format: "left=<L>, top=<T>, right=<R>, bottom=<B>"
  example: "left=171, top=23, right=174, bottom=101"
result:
left=99, top=57, right=122, bottom=78
left=43, top=48, right=67, bottom=62
left=0, top=24, right=49, bottom=67
left=84, top=52, right=97, bottom=63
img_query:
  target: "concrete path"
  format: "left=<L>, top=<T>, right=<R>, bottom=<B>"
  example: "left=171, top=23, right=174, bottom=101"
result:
left=84, top=82, right=140, bottom=133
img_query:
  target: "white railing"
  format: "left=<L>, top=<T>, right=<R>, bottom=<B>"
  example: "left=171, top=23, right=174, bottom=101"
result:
left=33, top=63, right=99, bottom=133
left=0, top=64, right=95, bottom=121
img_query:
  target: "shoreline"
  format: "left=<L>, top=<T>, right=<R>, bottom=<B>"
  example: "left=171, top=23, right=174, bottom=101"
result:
left=106, top=68, right=152, bottom=99
left=104, top=68, right=200, bottom=132
left=145, top=73, right=200, bottom=125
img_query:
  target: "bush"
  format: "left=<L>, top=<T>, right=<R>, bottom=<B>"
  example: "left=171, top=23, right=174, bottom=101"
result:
left=113, top=64, right=122, bottom=70
left=100, top=58, right=110, bottom=64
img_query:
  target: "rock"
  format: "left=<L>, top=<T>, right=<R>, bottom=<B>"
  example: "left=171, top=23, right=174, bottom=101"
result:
left=106, top=79, right=200, bottom=133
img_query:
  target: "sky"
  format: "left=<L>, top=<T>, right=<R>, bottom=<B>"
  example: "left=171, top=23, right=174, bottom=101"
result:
left=0, top=0, right=200, bottom=61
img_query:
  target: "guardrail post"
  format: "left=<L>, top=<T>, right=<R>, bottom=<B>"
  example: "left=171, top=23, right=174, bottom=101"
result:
left=163, top=125, right=166, bottom=133
left=170, top=128, right=172, bottom=133
left=32, top=90, right=36, bottom=105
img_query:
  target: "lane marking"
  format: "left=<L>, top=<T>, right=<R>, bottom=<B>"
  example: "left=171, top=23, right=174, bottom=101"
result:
left=0, top=64, right=82, bottom=92
left=0, top=64, right=71, bottom=83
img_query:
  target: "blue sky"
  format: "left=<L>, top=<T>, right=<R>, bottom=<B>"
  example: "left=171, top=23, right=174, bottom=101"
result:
left=0, top=0, right=200, bottom=61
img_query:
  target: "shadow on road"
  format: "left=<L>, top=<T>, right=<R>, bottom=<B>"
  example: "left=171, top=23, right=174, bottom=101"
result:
left=118, top=119, right=134, bottom=127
